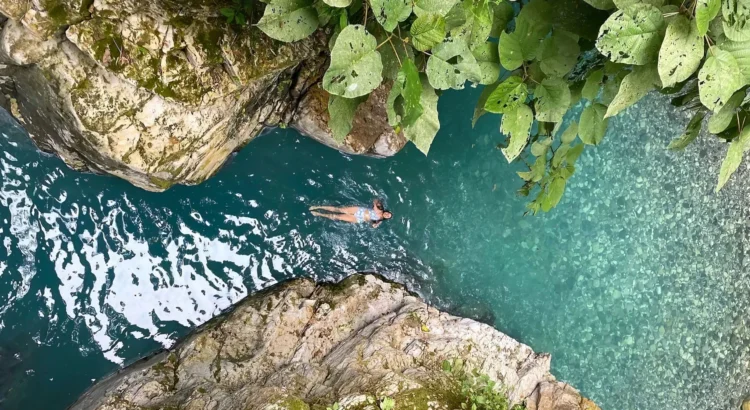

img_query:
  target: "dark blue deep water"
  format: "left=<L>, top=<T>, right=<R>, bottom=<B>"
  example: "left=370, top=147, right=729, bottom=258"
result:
left=1, top=89, right=749, bottom=410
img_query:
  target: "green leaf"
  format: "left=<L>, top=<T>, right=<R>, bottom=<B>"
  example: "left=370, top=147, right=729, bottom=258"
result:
left=613, top=0, right=664, bottom=7
left=538, top=30, right=581, bottom=78
left=323, top=0, right=351, bottom=7
left=411, top=13, right=446, bottom=51
left=472, top=42, right=500, bottom=85
left=579, top=103, right=609, bottom=145
left=530, top=155, right=547, bottom=181
left=323, top=25, right=384, bottom=98
left=567, top=143, right=585, bottom=165
left=413, top=0, right=458, bottom=16
left=484, top=76, right=528, bottom=113
left=552, top=144, right=570, bottom=167
left=696, top=0, right=721, bottom=36
left=605, top=64, right=659, bottom=118
left=426, top=38, right=480, bottom=89
left=534, top=78, right=571, bottom=123
left=235, top=12, right=247, bottom=25
left=723, top=0, right=750, bottom=42
left=719, top=40, right=750, bottom=83
left=257, top=0, right=319, bottom=42
left=401, top=60, right=424, bottom=127
left=220, top=7, right=236, bottom=17
left=717, top=127, right=750, bottom=191
left=531, top=137, right=552, bottom=156
left=582, top=69, right=605, bottom=101
left=595, top=4, right=665, bottom=65
left=560, top=121, right=579, bottom=143
left=404, top=75, right=440, bottom=154
left=451, top=0, right=492, bottom=50
left=490, top=1, right=514, bottom=37
left=583, top=0, right=615, bottom=10
left=498, top=31, right=524, bottom=70
left=708, top=91, right=744, bottom=134
left=698, top=48, right=744, bottom=112
left=667, top=110, right=706, bottom=150
left=472, top=81, right=497, bottom=127
left=371, top=0, right=411, bottom=31
left=541, top=177, right=566, bottom=212
left=328, top=95, right=366, bottom=142
left=658, top=15, right=704, bottom=88
left=500, top=104, right=534, bottom=162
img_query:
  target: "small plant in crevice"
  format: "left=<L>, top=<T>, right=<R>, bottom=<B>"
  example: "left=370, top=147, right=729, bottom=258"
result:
left=220, top=0, right=254, bottom=26
left=443, top=359, right=524, bottom=410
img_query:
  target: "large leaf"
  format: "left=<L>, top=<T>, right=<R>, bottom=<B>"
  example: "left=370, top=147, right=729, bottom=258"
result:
left=658, top=15, right=704, bottom=87
left=371, top=0, right=412, bottom=32
left=708, top=91, right=745, bottom=133
left=472, top=42, right=500, bottom=85
left=426, top=38, right=480, bottom=89
left=323, top=25, right=384, bottom=98
left=541, top=177, right=566, bottom=212
left=723, top=0, right=750, bottom=42
left=451, top=0, right=492, bottom=50
left=534, top=78, right=571, bottom=122
left=582, top=69, right=605, bottom=101
left=613, top=0, right=664, bottom=7
left=696, top=0, right=721, bottom=36
left=484, top=76, right=528, bottom=113
left=411, top=13, right=446, bottom=51
left=605, top=64, right=659, bottom=118
left=667, top=110, right=706, bottom=150
left=579, top=103, right=609, bottom=145
left=498, top=31, right=525, bottom=70
left=698, top=48, right=744, bottom=112
left=373, top=28, right=414, bottom=80
left=413, top=0, right=458, bottom=16
left=328, top=95, right=366, bottom=142
left=323, top=0, right=351, bottom=7
left=490, top=1, right=514, bottom=37
left=538, top=30, right=581, bottom=78
left=500, top=104, right=534, bottom=162
left=560, top=121, right=579, bottom=144
left=584, top=0, right=615, bottom=10
left=717, top=127, right=750, bottom=191
left=472, top=80, right=497, bottom=127
left=403, top=75, right=440, bottom=154
left=719, top=40, right=750, bottom=83
left=595, top=4, right=665, bottom=65
left=387, top=60, right=424, bottom=128
left=257, top=0, right=319, bottom=42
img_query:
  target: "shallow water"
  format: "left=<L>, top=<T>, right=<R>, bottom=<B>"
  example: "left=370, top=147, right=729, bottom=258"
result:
left=0, top=89, right=749, bottom=410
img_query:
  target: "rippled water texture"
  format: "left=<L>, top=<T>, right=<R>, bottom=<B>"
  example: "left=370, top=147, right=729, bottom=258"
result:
left=1, top=90, right=749, bottom=410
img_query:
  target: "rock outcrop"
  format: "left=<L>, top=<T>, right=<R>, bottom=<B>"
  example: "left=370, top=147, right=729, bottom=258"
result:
left=0, top=0, right=405, bottom=191
left=69, top=274, right=599, bottom=410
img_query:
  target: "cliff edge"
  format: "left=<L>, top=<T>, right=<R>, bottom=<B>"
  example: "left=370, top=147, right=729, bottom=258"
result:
left=69, top=274, right=599, bottom=410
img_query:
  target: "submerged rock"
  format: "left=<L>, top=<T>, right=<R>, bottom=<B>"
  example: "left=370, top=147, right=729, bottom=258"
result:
left=69, top=274, right=598, bottom=410
left=0, top=0, right=404, bottom=191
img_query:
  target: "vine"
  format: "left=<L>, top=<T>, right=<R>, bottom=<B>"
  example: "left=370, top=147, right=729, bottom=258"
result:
left=252, top=0, right=750, bottom=213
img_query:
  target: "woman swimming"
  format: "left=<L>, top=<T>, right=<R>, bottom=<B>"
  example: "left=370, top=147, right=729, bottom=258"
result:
left=310, top=199, right=393, bottom=228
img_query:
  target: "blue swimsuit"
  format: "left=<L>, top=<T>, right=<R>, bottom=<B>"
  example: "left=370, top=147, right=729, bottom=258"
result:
left=355, top=208, right=381, bottom=223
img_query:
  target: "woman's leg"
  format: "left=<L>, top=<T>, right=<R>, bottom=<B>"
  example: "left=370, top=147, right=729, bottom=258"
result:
left=309, top=205, right=345, bottom=213
left=311, top=211, right=358, bottom=223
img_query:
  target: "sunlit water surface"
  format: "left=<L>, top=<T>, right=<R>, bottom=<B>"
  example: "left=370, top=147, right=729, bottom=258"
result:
left=1, top=90, right=749, bottom=410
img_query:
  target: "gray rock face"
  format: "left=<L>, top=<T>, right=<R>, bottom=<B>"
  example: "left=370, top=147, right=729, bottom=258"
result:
left=69, top=274, right=598, bottom=410
left=0, top=0, right=404, bottom=191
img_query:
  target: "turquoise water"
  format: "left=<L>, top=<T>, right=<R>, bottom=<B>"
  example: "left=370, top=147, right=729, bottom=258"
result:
left=1, top=89, right=749, bottom=410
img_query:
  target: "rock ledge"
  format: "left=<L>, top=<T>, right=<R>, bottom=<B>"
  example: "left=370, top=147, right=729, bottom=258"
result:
left=70, top=274, right=599, bottom=410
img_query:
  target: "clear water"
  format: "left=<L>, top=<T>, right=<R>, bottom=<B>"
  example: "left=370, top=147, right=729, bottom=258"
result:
left=1, top=88, right=749, bottom=410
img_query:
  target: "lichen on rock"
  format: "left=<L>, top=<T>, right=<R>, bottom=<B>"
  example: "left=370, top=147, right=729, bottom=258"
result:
left=0, top=0, right=406, bottom=191
left=68, top=274, right=599, bottom=410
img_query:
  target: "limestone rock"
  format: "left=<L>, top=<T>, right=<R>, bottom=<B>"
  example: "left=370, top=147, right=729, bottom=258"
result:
left=69, top=274, right=598, bottom=410
left=0, top=0, right=404, bottom=191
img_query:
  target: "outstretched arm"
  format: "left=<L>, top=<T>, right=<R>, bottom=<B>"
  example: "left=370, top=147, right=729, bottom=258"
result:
left=371, top=220, right=382, bottom=228
left=373, top=199, right=384, bottom=210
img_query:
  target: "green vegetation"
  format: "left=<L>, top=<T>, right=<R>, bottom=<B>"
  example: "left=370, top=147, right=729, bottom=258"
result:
left=442, top=359, right=524, bottom=410
left=247, top=0, right=750, bottom=212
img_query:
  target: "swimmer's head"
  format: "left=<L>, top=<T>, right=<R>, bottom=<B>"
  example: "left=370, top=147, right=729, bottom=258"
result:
left=383, top=211, right=393, bottom=219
